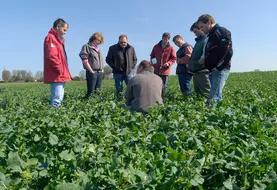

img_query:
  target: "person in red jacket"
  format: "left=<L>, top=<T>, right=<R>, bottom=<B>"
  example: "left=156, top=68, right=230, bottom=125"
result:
left=150, top=32, right=176, bottom=98
left=44, top=18, right=72, bottom=107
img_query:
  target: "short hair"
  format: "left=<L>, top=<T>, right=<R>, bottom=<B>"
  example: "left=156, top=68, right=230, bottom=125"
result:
left=53, top=18, right=68, bottom=28
left=89, top=32, right=104, bottom=44
left=139, top=60, right=153, bottom=71
left=119, top=34, right=128, bottom=41
left=190, top=22, right=200, bottom=31
left=197, top=14, right=215, bottom=24
left=162, top=32, right=170, bottom=39
left=172, top=35, right=183, bottom=42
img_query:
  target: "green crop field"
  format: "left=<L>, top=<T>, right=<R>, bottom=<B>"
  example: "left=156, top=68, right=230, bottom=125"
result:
left=0, top=71, right=276, bottom=190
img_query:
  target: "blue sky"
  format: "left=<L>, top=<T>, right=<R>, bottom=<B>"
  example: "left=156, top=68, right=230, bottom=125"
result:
left=0, top=0, right=276, bottom=77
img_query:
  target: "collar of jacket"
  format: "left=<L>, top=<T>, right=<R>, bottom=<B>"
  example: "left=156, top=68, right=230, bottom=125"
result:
left=87, top=42, right=99, bottom=52
left=158, top=40, right=170, bottom=49
left=117, top=43, right=131, bottom=50
left=195, top=34, right=206, bottom=42
left=208, top=24, right=219, bottom=37
left=49, top=28, right=64, bottom=44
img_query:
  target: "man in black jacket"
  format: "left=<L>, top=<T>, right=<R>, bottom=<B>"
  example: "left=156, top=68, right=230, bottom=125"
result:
left=197, top=14, right=233, bottom=104
left=106, top=34, right=137, bottom=96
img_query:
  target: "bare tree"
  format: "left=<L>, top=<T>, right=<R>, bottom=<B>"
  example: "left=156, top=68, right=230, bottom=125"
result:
left=103, top=65, right=112, bottom=79
left=35, top=71, right=43, bottom=82
left=2, top=70, right=11, bottom=82
left=25, top=71, right=34, bottom=82
left=78, top=70, right=86, bottom=80
left=20, top=70, right=27, bottom=80
left=11, top=70, right=20, bottom=81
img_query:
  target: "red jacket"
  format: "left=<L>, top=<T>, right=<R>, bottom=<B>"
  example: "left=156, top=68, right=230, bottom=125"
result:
left=44, top=28, right=71, bottom=83
left=150, top=41, right=176, bottom=76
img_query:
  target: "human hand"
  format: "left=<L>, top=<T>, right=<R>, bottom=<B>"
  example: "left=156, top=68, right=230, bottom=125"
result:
left=199, top=59, right=204, bottom=65
left=212, top=68, right=218, bottom=72
left=162, top=63, right=169, bottom=69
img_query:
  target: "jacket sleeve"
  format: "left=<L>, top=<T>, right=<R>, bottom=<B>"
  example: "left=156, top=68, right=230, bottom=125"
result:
left=132, top=47, right=138, bottom=69
left=150, top=46, right=155, bottom=59
left=178, top=46, right=193, bottom=64
left=105, top=46, right=115, bottom=69
left=44, top=37, right=62, bottom=75
left=167, top=46, right=177, bottom=66
left=79, top=44, right=89, bottom=64
left=216, top=29, right=233, bottom=70
left=124, top=79, right=134, bottom=106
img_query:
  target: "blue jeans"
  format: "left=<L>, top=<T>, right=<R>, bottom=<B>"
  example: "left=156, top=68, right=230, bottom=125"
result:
left=50, top=82, right=65, bottom=107
left=114, top=73, right=131, bottom=94
left=178, top=73, right=193, bottom=96
left=158, top=75, right=169, bottom=98
left=207, top=69, right=230, bottom=103
left=85, top=71, right=103, bottom=99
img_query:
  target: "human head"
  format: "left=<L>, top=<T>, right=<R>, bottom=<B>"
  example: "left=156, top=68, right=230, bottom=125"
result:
left=89, top=32, right=104, bottom=45
left=197, top=14, right=215, bottom=34
left=53, top=18, right=68, bottom=37
left=162, top=32, right=170, bottom=44
left=118, top=34, right=128, bottom=48
left=172, top=35, right=184, bottom=48
left=190, top=22, right=204, bottom=37
left=137, top=60, right=153, bottom=73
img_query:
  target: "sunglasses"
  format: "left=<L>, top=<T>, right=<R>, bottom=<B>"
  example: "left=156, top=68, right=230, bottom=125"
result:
left=120, top=41, right=127, bottom=44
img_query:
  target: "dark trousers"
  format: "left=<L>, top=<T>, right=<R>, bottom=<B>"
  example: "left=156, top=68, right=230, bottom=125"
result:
left=178, top=73, right=193, bottom=96
left=158, top=75, right=169, bottom=99
left=193, top=71, right=211, bottom=97
left=85, top=70, right=103, bottom=99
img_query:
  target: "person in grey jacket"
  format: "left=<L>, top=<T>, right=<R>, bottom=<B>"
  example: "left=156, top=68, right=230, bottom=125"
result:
left=188, top=22, right=211, bottom=97
left=79, top=32, right=104, bottom=99
left=124, top=60, right=163, bottom=113
left=106, top=34, right=137, bottom=97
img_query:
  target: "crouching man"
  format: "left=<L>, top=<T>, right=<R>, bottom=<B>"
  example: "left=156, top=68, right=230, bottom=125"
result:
left=124, top=60, right=163, bottom=113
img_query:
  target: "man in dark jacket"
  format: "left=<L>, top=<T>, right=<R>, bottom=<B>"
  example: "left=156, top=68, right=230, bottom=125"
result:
left=173, top=35, right=193, bottom=96
left=188, top=22, right=211, bottom=97
left=197, top=14, right=233, bottom=104
left=106, top=34, right=137, bottom=96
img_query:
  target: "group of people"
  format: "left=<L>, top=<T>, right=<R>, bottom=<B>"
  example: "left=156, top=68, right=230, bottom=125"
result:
left=43, top=14, right=233, bottom=112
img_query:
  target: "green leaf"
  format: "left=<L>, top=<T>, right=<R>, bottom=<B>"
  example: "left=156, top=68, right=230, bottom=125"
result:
left=0, top=172, right=5, bottom=181
left=59, top=150, right=76, bottom=161
left=7, top=152, right=24, bottom=168
left=49, top=133, right=59, bottom=145
left=265, top=181, right=277, bottom=190
left=225, top=162, right=239, bottom=170
left=190, top=175, right=204, bottom=186
left=87, top=144, right=96, bottom=153
left=171, top=166, right=178, bottom=175
left=26, top=158, right=38, bottom=166
left=0, top=151, right=5, bottom=158
left=56, top=183, right=82, bottom=190
left=0, top=126, right=13, bottom=134
left=223, top=179, right=233, bottom=190
left=34, top=134, right=40, bottom=142
left=134, top=170, right=147, bottom=182
left=39, top=170, right=48, bottom=177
